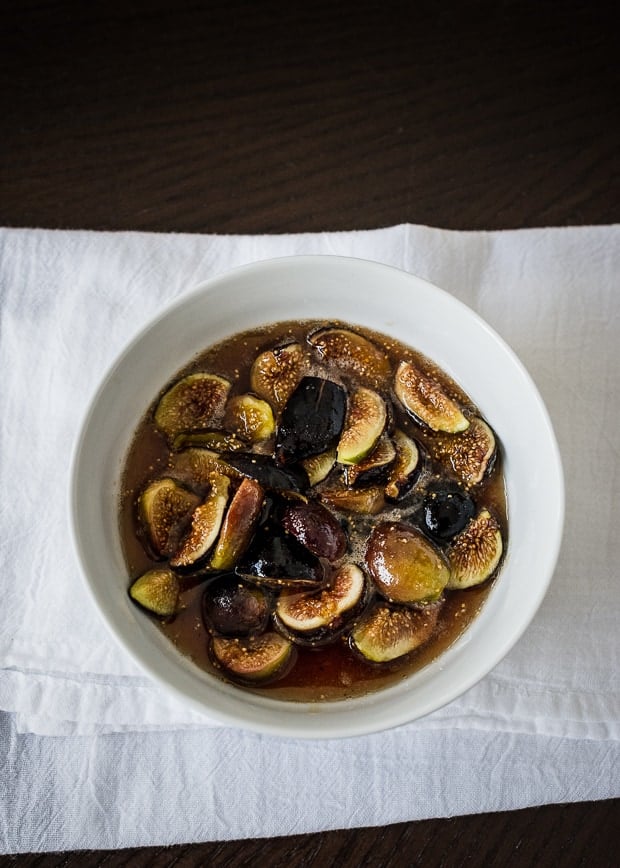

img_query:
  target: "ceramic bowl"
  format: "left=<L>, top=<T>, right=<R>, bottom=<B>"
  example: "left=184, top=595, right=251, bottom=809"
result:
left=70, top=255, right=564, bottom=738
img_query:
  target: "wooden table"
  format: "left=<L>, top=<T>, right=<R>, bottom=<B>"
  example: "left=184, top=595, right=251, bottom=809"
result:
left=2, top=0, right=618, bottom=864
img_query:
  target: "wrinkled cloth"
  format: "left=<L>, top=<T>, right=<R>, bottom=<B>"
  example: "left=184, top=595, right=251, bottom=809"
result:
left=1, top=224, right=619, bottom=852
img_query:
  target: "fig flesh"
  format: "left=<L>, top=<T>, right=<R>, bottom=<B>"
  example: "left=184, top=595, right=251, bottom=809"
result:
left=129, top=568, right=180, bottom=617
left=250, top=342, right=305, bottom=410
left=172, top=430, right=247, bottom=452
left=384, top=430, right=421, bottom=500
left=202, top=575, right=270, bottom=636
left=447, top=509, right=503, bottom=589
left=211, top=632, right=294, bottom=683
left=169, top=448, right=239, bottom=490
left=210, top=477, right=264, bottom=570
left=302, top=448, right=337, bottom=486
left=320, top=486, right=386, bottom=515
left=170, top=473, right=231, bottom=568
left=337, top=388, right=386, bottom=465
left=350, top=602, right=440, bottom=663
left=308, top=327, right=390, bottom=386
left=276, top=563, right=366, bottom=634
left=276, top=377, right=346, bottom=464
left=224, top=393, right=275, bottom=442
left=345, top=436, right=396, bottom=487
left=432, top=417, right=497, bottom=488
left=154, top=373, right=231, bottom=441
left=394, top=361, right=469, bottom=433
left=365, top=522, right=450, bottom=603
left=281, top=500, right=347, bottom=562
left=139, top=477, right=200, bottom=557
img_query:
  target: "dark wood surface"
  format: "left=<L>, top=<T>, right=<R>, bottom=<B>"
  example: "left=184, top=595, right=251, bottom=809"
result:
left=1, top=0, right=618, bottom=863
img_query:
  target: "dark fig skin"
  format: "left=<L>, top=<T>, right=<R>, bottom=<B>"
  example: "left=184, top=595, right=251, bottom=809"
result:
left=281, top=500, right=347, bottom=562
left=221, top=453, right=309, bottom=493
left=276, top=377, right=347, bottom=464
left=422, top=488, right=476, bottom=542
left=202, top=575, right=270, bottom=637
left=236, top=527, right=325, bottom=586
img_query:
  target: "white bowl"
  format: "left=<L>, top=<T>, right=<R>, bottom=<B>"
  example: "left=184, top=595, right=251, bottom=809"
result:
left=70, top=256, right=564, bottom=739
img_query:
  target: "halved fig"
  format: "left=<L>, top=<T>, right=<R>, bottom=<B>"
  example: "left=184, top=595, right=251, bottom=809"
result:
left=281, top=500, right=347, bottom=562
left=250, top=342, right=305, bottom=410
left=350, top=602, right=440, bottom=663
left=337, top=388, right=387, bottom=465
left=169, top=448, right=239, bottom=490
left=447, top=508, right=503, bottom=589
left=276, top=563, right=366, bottom=635
left=170, top=473, right=231, bottom=568
left=210, top=478, right=264, bottom=570
left=237, top=528, right=324, bottom=587
left=320, top=486, right=386, bottom=515
left=385, top=430, right=421, bottom=500
left=394, top=361, right=469, bottom=433
left=365, top=522, right=450, bottom=603
left=172, top=430, right=247, bottom=452
left=139, top=477, right=200, bottom=557
left=302, top=448, right=337, bottom=486
left=154, top=373, right=231, bottom=441
left=422, top=486, right=476, bottom=542
left=276, top=377, right=346, bottom=464
left=129, top=568, right=180, bottom=617
left=432, top=417, right=497, bottom=487
left=308, top=327, right=391, bottom=386
left=223, top=394, right=275, bottom=442
left=211, top=632, right=294, bottom=683
left=202, top=575, right=270, bottom=636
left=222, top=453, right=308, bottom=493
left=345, top=436, right=396, bottom=487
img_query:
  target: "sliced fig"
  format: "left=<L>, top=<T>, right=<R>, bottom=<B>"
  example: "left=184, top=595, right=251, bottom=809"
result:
left=275, top=377, right=346, bottom=464
left=129, top=568, right=180, bottom=617
left=308, top=327, right=391, bottom=386
left=210, top=478, right=264, bottom=570
left=223, top=393, right=275, bottom=442
left=447, top=509, right=503, bottom=589
left=222, top=453, right=308, bottom=493
left=211, top=632, right=294, bottom=683
left=169, top=448, right=239, bottom=490
left=139, top=477, right=200, bottom=557
left=350, top=602, right=440, bottom=663
left=281, top=500, right=347, bottom=562
left=365, top=522, right=450, bottom=604
left=394, top=361, right=469, bottom=433
left=337, top=388, right=387, bottom=465
left=172, top=430, right=247, bottom=452
left=302, top=448, right=337, bottom=486
left=432, top=417, right=497, bottom=487
left=250, top=342, right=305, bottom=410
left=170, top=473, right=231, bottom=568
left=154, top=373, right=231, bottom=441
left=276, top=563, right=366, bottom=635
left=385, top=430, right=421, bottom=500
left=237, top=527, right=324, bottom=587
left=320, top=486, right=386, bottom=515
left=202, top=575, right=270, bottom=636
left=422, top=486, right=476, bottom=542
left=345, top=436, right=396, bottom=487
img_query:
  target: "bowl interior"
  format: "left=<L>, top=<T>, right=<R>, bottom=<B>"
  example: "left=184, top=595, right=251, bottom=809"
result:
left=71, top=255, right=564, bottom=738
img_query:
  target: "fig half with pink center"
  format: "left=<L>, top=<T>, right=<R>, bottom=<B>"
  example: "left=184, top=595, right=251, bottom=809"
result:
left=276, top=563, right=365, bottom=634
left=365, top=522, right=450, bottom=604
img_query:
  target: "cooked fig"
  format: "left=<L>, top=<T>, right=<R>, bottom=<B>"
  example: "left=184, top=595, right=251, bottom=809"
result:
left=337, top=388, right=387, bottom=465
left=276, top=563, right=366, bottom=634
left=385, top=430, right=421, bottom=500
left=447, top=508, right=503, bottom=589
left=172, top=430, right=247, bottom=452
left=129, top=568, right=180, bottom=617
left=223, top=394, right=275, bottom=442
left=302, top=448, right=337, bottom=486
left=276, top=377, right=346, bottom=464
left=432, top=417, right=497, bottom=487
left=350, top=602, right=440, bottom=663
left=345, top=436, right=396, bottom=487
left=308, top=327, right=391, bottom=386
left=202, top=575, right=270, bottom=636
left=222, top=453, right=308, bottom=493
left=139, top=477, right=200, bottom=557
left=210, top=478, right=264, bottom=570
left=281, top=500, right=347, bottom=561
left=394, top=361, right=469, bottom=433
left=169, top=448, right=239, bottom=490
left=250, top=342, right=305, bottom=410
left=237, top=527, right=324, bottom=587
left=422, top=486, right=476, bottom=542
left=211, top=632, right=294, bottom=683
left=365, top=522, right=450, bottom=603
left=154, top=373, right=231, bottom=441
left=320, top=486, right=386, bottom=515
left=170, top=473, right=231, bottom=568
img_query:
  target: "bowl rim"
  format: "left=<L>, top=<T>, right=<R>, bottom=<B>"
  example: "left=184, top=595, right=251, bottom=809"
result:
left=70, top=254, right=565, bottom=739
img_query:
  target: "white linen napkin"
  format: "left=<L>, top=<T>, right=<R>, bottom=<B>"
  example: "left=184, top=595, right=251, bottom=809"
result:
left=1, top=224, right=619, bottom=744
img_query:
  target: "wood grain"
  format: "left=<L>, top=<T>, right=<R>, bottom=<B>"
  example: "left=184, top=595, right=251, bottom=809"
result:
left=1, top=0, right=618, bottom=863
